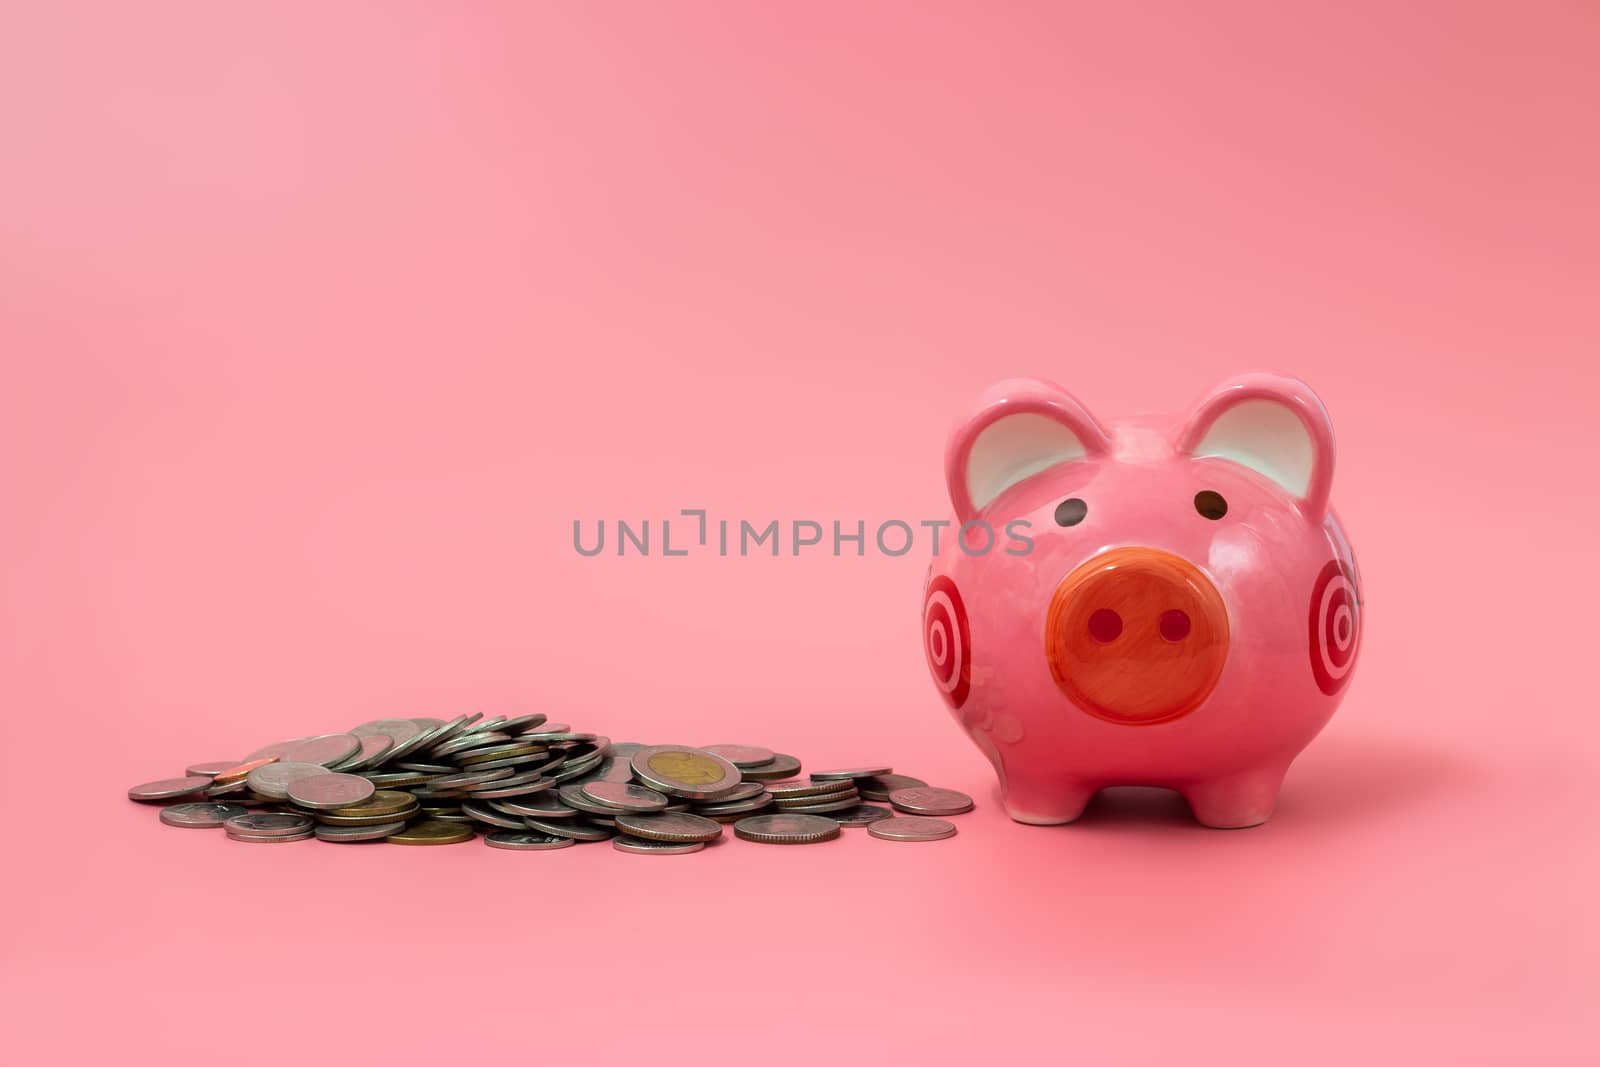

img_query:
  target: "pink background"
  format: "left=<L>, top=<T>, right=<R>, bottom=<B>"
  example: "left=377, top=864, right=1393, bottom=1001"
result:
left=3, top=3, right=1596, bottom=1063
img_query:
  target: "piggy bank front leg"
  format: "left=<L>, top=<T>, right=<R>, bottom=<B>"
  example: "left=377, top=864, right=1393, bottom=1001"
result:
left=999, top=768, right=1098, bottom=826
left=1181, top=763, right=1290, bottom=829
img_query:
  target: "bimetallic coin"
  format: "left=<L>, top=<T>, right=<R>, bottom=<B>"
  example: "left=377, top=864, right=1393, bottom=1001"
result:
left=128, top=777, right=212, bottom=802
left=733, top=813, right=841, bottom=844
left=183, top=761, right=235, bottom=779
left=314, top=821, right=407, bottom=842
left=613, top=812, right=723, bottom=843
left=738, top=754, right=803, bottom=781
left=522, top=817, right=613, bottom=842
left=867, top=816, right=958, bottom=842
left=858, top=774, right=929, bottom=802
left=765, top=778, right=855, bottom=800
left=387, top=819, right=475, bottom=845
left=224, top=812, right=314, bottom=838
left=279, top=733, right=362, bottom=768
left=630, top=745, right=742, bottom=800
left=159, top=802, right=249, bottom=828
left=485, top=831, right=575, bottom=851
left=227, top=830, right=314, bottom=844
left=831, top=804, right=896, bottom=828
left=581, top=782, right=669, bottom=813
left=887, top=787, right=974, bottom=816
left=286, top=772, right=376, bottom=811
left=810, top=766, right=892, bottom=781
left=613, top=837, right=705, bottom=855
left=357, top=770, right=433, bottom=788
left=702, top=744, right=776, bottom=768
left=245, top=760, right=330, bottom=800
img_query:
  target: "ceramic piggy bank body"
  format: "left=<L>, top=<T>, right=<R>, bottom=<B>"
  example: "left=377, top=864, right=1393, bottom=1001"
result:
left=922, top=374, right=1361, bottom=828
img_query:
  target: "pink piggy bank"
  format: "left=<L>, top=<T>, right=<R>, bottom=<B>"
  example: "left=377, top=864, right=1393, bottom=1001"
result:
left=922, top=374, right=1361, bottom=828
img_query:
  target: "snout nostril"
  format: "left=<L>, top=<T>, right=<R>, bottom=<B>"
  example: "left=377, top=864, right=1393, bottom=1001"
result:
left=1087, top=608, right=1123, bottom=643
left=1159, top=609, right=1192, bottom=642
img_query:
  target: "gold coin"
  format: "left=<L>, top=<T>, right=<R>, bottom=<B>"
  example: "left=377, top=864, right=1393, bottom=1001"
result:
left=647, top=751, right=723, bottom=786
left=325, top=789, right=418, bottom=818
left=211, top=757, right=279, bottom=785
left=386, top=819, right=475, bottom=845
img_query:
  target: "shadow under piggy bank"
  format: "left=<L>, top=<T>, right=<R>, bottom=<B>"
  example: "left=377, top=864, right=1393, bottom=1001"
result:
left=994, top=733, right=1482, bottom=833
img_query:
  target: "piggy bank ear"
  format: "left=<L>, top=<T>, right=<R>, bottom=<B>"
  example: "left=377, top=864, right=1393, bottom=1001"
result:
left=946, top=378, right=1112, bottom=523
left=1176, top=373, right=1336, bottom=519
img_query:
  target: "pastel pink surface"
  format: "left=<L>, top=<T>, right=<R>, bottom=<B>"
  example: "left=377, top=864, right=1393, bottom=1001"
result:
left=2, top=3, right=1595, bottom=1065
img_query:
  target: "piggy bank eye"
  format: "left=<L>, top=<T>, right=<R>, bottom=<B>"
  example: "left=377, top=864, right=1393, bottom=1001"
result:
left=1054, top=498, right=1088, bottom=527
left=1194, top=490, right=1228, bottom=520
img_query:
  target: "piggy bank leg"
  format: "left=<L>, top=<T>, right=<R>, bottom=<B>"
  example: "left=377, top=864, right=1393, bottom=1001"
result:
left=1181, top=764, right=1289, bottom=829
left=1000, top=771, right=1097, bottom=826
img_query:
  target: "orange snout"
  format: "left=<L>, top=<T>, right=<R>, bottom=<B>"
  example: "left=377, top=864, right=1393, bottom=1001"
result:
left=1045, top=547, right=1229, bottom=725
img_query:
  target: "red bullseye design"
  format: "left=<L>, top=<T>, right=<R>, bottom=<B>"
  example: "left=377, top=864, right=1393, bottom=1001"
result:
left=1309, top=560, right=1361, bottom=695
left=924, top=576, right=971, bottom=709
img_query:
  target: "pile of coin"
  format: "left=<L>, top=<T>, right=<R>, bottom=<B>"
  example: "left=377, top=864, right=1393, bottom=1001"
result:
left=128, top=715, right=975, bottom=852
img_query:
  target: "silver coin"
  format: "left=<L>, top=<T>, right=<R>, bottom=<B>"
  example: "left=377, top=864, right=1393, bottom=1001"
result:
left=613, top=837, right=705, bottom=855
left=465, top=715, right=508, bottom=733
left=467, top=773, right=555, bottom=799
left=485, top=830, right=575, bottom=851
left=427, top=766, right=515, bottom=791
left=227, top=829, right=315, bottom=843
left=431, top=731, right=514, bottom=759
left=393, top=714, right=470, bottom=759
left=522, top=816, right=613, bottom=842
left=314, top=821, right=407, bottom=842
left=241, top=737, right=308, bottom=762
left=810, top=766, right=892, bottom=781
left=245, top=760, right=330, bottom=800
left=358, top=770, right=433, bottom=788
left=581, top=782, right=669, bottom=812
left=738, top=753, right=803, bottom=781
left=456, top=749, right=552, bottom=772
left=203, top=778, right=249, bottom=798
left=693, top=793, right=773, bottom=816
left=868, top=816, right=958, bottom=842
left=499, top=713, right=549, bottom=735
left=335, top=732, right=395, bottom=771
left=701, top=781, right=765, bottom=803
left=765, top=778, right=855, bottom=799
left=557, top=783, right=622, bottom=814
left=702, top=744, right=776, bottom=768
left=733, top=813, right=841, bottom=844
left=772, top=787, right=858, bottom=808
left=858, top=774, right=929, bottom=802
left=831, top=804, right=896, bottom=827
left=224, top=812, right=315, bottom=837
left=613, top=811, right=723, bottom=843
left=887, top=786, right=974, bottom=816
left=280, top=733, right=362, bottom=768
left=351, top=718, right=420, bottom=744
left=128, top=776, right=212, bottom=802
left=159, top=802, right=249, bottom=828
left=630, top=745, right=742, bottom=800
left=286, top=773, right=376, bottom=810
left=462, top=801, right=529, bottom=829
left=503, top=795, right=577, bottom=819
left=545, top=753, right=605, bottom=783
left=777, top=793, right=862, bottom=814
left=183, top=761, right=236, bottom=779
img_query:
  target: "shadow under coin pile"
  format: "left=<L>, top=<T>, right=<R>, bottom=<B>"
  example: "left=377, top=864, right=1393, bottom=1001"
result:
left=128, top=717, right=975, bottom=852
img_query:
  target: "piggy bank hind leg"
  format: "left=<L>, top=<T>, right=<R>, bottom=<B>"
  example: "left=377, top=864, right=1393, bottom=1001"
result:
left=999, top=769, right=1098, bottom=826
left=1181, top=763, right=1290, bottom=829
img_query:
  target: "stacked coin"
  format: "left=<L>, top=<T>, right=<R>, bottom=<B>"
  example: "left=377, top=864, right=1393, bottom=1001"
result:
left=129, top=718, right=975, bottom=850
